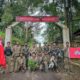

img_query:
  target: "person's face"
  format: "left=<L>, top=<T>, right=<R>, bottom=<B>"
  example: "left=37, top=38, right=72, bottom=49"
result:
left=50, top=46, right=52, bottom=49
left=66, top=42, right=69, bottom=47
left=52, top=56, right=55, bottom=59
left=20, top=53, right=23, bottom=57
left=32, top=53, right=36, bottom=57
left=7, top=42, right=10, bottom=46
left=53, top=44, right=56, bottom=48
left=25, top=45, right=27, bottom=47
left=16, top=43, right=19, bottom=46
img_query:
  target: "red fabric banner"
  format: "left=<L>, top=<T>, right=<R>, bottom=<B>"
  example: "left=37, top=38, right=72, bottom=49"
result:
left=69, top=47, right=80, bottom=58
left=41, top=16, right=59, bottom=22
left=16, top=16, right=59, bottom=22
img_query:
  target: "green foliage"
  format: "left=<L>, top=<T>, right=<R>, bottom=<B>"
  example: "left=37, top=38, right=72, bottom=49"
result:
left=27, top=0, right=43, bottom=7
left=28, top=59, right=38, bottom=71
left=43, top=3, right=57, bottom=15
left=0, top=31, right=5, bottom=39
left=1, top=0, right=80, bottom=45
left=12, top=26, right=23, bottom=38
left=33, top=0, right=43, bottom=7
left=11, top=3, right=27, bottom=16
left=72, top=0, right=80, bottom=10
left=12, top=24, right=26, bottom=44
left=1, top=6, right=13, bottom=25
left=12, top=36, right=24, bottom=45
left=46, top=23, right=62, bottom=43
left=25, top=27, right=34, bottom=47
left=1, top=0, right=28, bottom=28
left=72, top=0, right=80, bottom=19
left=0, top=31, right=24, bottom=45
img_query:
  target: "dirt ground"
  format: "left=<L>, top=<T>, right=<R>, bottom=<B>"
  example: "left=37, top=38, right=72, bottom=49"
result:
left=0, top=63, right=80, bottom=80
left=0, top=71, right=63, bottom=80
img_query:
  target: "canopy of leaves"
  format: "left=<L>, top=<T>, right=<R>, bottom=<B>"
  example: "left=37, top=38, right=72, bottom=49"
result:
left=46, top=23, right=62, bottom=43
left=43, top=3, right=57, bottom=15
left=1, top=6, right=13, bottom=26
left=0, top=0, right=80, bottom=44
left=11, top=0, right=28, bottom=16
left=27, top=0, right=43, bottom=7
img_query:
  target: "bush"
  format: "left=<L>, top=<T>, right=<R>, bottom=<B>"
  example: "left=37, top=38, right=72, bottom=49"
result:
left=28, top=59, right=38, bottom=71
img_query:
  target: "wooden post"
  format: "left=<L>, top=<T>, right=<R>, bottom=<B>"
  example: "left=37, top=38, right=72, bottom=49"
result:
left=62, top=27, right=70, bottom=47
left=5, top=27, right=12, bottom=47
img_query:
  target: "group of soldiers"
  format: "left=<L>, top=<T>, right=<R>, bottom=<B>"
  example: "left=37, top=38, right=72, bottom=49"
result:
left=0, top=41, right=70, bottom=73
left=4, top=42, right=27, bottom=72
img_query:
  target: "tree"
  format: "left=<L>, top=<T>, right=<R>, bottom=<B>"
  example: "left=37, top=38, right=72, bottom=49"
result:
left=45, top=23, right=62, bottom=43
left=1, top=6, right=13, bottom=27
left=43, top=3, right=57, bottom=15
left=0, top=0, right=80, bottom=44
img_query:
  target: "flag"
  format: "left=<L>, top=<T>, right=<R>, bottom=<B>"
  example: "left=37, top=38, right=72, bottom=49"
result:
left=69, top=47, right=80, bottom=58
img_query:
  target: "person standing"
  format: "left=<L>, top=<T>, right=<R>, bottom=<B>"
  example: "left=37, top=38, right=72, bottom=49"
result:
left=0, top=37, right=6, bottom=73
left=12, top=42, right=21, bottom=72
left=64, top=42, right=70, bottom=58
left=23, top=44, right=29, bottom=69
left=64, top=42, right=70, bottom=71
left=5, top=42, right=13, bottom=72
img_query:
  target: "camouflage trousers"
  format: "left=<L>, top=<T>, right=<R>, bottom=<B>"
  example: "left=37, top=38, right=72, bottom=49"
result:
left=6, top=56, right=14, bottom=72
left=64, top=57, right=70, bottom=71
left=14, top=56, right=26, bottom=72
left=0, top=66, right=5, bottom=73
left=13, top=56, right=18, bottom=71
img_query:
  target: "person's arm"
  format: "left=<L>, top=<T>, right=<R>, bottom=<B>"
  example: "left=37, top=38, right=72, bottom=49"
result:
left=10, top=47, right=13, bottom=55
left=12, top=46, right=15, bottom=57
left=4, top=47, right=7, bottom=55
left=63, top=47, right=67, bottom=52
left=12, top=46, right=15, bottom=52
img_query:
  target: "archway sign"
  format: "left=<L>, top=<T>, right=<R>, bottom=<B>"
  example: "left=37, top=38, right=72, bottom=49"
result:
left=15, top=16, right=70, bottom=47
left=16, top=16, right=59, bottom=22
left=5, top=16, right=70, bottom=48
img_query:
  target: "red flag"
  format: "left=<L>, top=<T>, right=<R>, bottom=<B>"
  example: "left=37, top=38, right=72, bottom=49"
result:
left=0, top=39, right=6, bottom=68
left=69, top=47, right=80, bottom=58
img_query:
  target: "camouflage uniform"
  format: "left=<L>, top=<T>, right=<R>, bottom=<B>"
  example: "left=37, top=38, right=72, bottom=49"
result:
left=6, top=56, right=14, bottom=72
left=30, top=45, right=37, bottom=53
left=23, top=45, right=29, bottom=68
left=20, top=45, right=24, bottom=54
left=12, top=45, right=21, bottom=71
left=15, top=55, right=26, bottom=71
left=64, top=46, right=70, bottom=71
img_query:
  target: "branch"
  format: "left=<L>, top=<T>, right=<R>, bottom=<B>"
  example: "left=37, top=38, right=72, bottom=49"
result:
left=55, top=22, right=67, bottom=28
left=7, top=22, right=20, bottom=28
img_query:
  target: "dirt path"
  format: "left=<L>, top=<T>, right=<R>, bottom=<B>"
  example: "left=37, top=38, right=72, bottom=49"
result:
left=0, top=71, right=63, bottom=80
